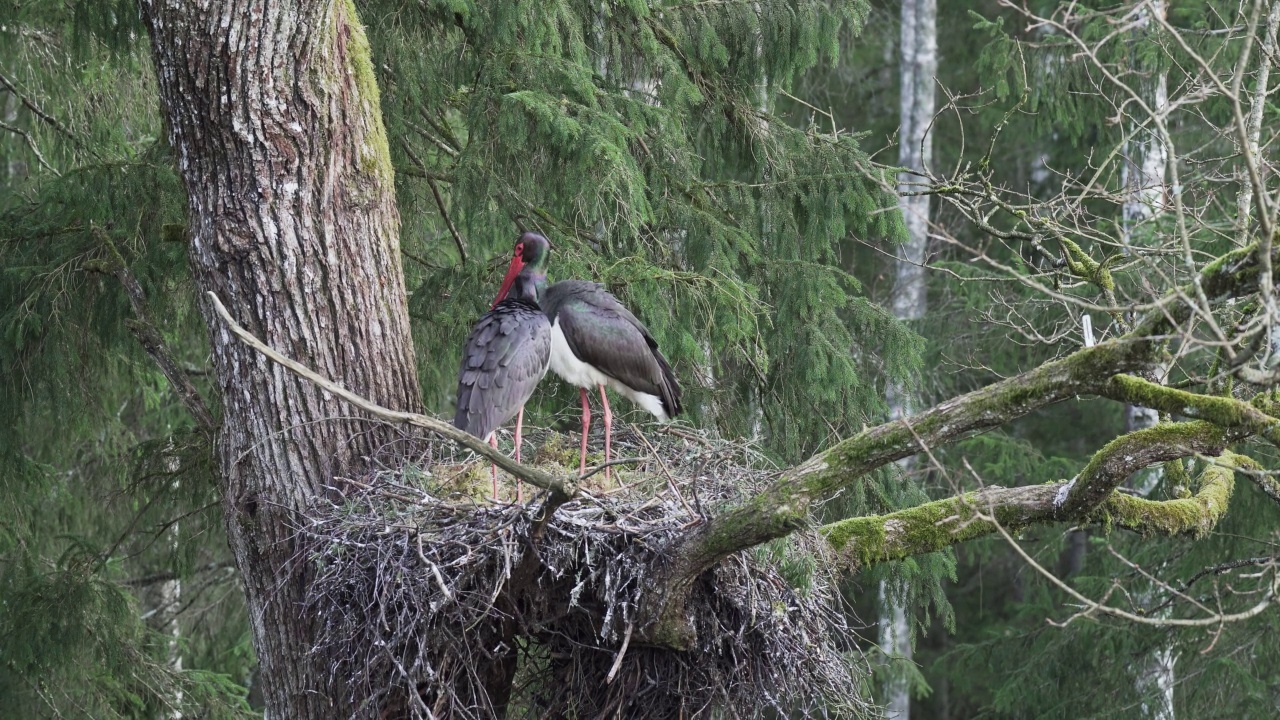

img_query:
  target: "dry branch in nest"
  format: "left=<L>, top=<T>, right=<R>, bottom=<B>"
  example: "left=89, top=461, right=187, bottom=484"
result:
left=301, top=425, right=874, bottom=719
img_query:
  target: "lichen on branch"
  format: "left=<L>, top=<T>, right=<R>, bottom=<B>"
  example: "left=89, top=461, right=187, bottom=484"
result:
left=819, top=450, right=1244, bottom=569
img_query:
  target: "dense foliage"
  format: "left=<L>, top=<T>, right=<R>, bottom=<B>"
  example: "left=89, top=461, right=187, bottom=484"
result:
left=3, top=0, right=1280, bottom=717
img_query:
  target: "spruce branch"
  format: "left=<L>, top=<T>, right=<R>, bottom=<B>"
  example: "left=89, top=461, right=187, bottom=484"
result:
left=0, top=118, right=59, bottom=176
left=92, top=227, right=216, bottom=432
left=404, top=118, right=460, bottom=159
left=0, top=66, right=94, bottom=156
left=427, top=175, right=469, bottom=264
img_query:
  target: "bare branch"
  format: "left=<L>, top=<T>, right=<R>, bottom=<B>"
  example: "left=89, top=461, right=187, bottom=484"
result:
left=0, top=118, right=58, bottom=175
left=205, top=291, right=577, bottom=500
left=0, top=66, right=93, bottom=155
left=427, top=175, right=469, bottom=264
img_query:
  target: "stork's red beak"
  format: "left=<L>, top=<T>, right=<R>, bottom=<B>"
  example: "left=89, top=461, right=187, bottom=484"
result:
left=492, top=255, right=525, bottom=309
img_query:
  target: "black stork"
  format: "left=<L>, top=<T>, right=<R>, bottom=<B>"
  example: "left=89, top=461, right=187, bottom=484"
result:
left=540, top=270, right=683, bottom=480
left=452, top=234, right=551, bottom=499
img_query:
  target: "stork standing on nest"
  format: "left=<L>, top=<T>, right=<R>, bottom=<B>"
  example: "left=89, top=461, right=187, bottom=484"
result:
left=453, top=234, right=551, bottom=499
left=539, top=248, right=683, bottom=480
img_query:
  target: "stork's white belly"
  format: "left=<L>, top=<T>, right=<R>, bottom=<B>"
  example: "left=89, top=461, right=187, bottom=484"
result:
left=549, top=319, right=613, bottom=388
left=548, top=318, right=670, bottom=421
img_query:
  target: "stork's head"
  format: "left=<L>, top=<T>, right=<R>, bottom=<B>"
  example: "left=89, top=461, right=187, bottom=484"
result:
left=493, top=232, right=551, bottom=308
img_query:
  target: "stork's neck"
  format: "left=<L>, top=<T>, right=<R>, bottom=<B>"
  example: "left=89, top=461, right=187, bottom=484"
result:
left=528, top=271, right=548, bottom=296
left=503, top=271, right=546, bottom=304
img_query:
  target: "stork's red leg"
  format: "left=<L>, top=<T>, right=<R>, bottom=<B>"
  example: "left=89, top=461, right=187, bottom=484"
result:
left=514, top=406, right=524, bottom=503
left=489, top=434, right=499, bottom=500
left=598, top=384, right=612, bottom=482
left=579, top=387, right=591, bottom=477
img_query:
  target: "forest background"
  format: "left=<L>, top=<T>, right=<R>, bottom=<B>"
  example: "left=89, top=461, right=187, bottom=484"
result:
left=3, top=0, right=1280, bottom=717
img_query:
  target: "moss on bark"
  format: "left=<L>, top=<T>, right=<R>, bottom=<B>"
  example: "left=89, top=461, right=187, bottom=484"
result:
left=332, top=0, right=393, bottom=185
left=1098, top=452, right=1239, bottom=538
left=820, top=485, right=1055, bottom=568
left=1102, top=375, right=1280, bottom=444
left=819, top=451, right=1243, bottom=568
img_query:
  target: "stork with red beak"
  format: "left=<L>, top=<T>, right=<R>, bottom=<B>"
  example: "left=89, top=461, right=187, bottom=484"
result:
left=452, top=234, right=552, bottom=499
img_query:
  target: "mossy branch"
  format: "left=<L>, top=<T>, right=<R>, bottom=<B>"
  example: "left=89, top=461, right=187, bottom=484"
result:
left=638, top=337, right=1153, bottom=647
left=821, top=434, right=1241, bottom=570
left=1098, top=375, right=1280, bottom=445
left=1102, top=455, right=1236, bottom=537
left=658, top=337, right=1154, bottom=586
left=641, top=239, right=1280, bottom=648
left=1057, top=420, right=1231, bottom=517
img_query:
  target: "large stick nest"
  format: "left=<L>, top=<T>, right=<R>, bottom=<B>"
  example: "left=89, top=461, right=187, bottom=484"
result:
left=302, top=424, right=873, bottom=719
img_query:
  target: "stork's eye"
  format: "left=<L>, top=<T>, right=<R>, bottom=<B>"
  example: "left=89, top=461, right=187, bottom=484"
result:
left=514, top=242, right=525, bottom=257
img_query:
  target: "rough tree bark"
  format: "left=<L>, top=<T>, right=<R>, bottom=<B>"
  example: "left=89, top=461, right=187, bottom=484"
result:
left=138, top=0, right=422, bottom=715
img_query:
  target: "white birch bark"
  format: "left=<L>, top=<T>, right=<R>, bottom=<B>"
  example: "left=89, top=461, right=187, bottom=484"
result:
left=1121, top=3, right=1174, bottom=717
left=880, top=1, right=936, bottom=717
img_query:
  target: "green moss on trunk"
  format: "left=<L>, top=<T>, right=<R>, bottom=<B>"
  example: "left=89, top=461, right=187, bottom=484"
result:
left=332, top=0, right=393, bottom=185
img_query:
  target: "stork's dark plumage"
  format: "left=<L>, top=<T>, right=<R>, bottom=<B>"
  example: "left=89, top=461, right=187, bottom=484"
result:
left=452, top=234, right=551, bottom=498
left=541, top=278, right=683, bottom=479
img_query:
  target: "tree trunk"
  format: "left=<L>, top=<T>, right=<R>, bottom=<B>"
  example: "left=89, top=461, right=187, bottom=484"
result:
left=1119, top=2, right=1174, bottom=716
left=880, top=0, right=936, bottom=717
left=894, top=0, right=934, bottom=328
left=138, top=0, right=422, bottom=715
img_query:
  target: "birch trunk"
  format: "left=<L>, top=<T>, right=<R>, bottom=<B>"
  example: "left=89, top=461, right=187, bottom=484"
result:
left=880, top=0, right=936, bottom=717
left=138, top=0, right=422, bottom=715
left=1119, top=3, right=1174, bottom=717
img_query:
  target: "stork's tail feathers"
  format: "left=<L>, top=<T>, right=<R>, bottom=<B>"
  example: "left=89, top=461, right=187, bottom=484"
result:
left=655, top=350, right=683, bottom=419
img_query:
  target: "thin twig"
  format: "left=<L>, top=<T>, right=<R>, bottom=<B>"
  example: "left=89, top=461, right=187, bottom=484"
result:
left=0, top=118, right=58, bottom=175
left=94, top=228, right=216, bottom=432
left=579, top=456, right=645, bottom=481
left=606, top=623, right=634, bottom=684
left=632, top=423, right=697, bottom=520
left=0, top=67, right=92, bottom=154
left=427, top=176, right=468, bottom=264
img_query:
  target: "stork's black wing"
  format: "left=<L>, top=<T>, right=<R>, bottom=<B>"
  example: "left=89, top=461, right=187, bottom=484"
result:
left=542, top=280, right=682, bottom=418
left=453, top=299, right=552, bottom=439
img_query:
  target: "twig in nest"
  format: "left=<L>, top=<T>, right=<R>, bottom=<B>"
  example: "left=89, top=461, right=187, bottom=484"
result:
left=606, top=622, right=633, bottom=684
left=659, top=424, right=714, bottom=447
left=633, top=423, right=698, bottom=522
left=579, top=456, right=645, bottom=481
left=419, top=534, right=454, bottom=601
